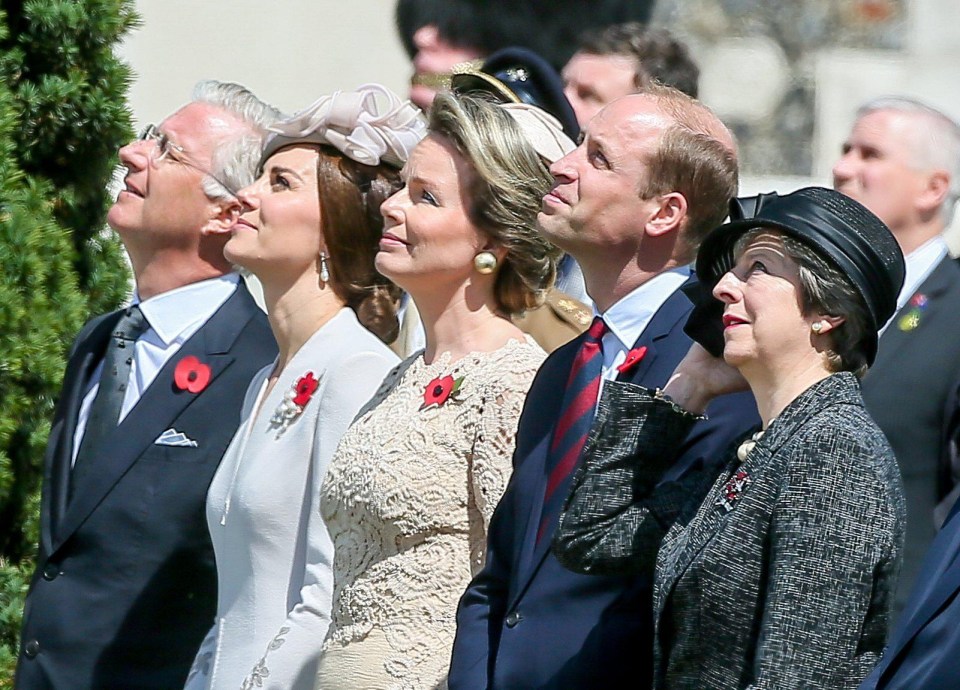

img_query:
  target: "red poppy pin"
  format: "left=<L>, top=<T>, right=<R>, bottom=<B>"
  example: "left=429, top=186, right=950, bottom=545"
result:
left=174, top=355, right=212, bottom=393
left=271, top=372, right=319, bottom=435
left=421, top=374, right=464, bottom=411
left=716, top=469, right=751, bottom=513
left=292, top=372, right=319, bottom=406
left=616, top=346, right=648, bottom=374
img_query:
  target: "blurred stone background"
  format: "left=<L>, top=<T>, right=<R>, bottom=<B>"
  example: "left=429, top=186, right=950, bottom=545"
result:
left=117, top=0, right=960, bottom=248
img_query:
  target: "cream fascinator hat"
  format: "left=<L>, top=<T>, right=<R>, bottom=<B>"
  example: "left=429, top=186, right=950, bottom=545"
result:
left=498, top=102, right=574, bottom=164
left=260, top=84, right=427, bottom=169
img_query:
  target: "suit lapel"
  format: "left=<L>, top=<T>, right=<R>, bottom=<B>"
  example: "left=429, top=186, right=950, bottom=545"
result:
left=512, top=286, right=694, bottom=601
left=870, top=257, right=953, bottom=370
left=654, top=450, right=759, bottom=618
left=43, top=313, right=121, bottom=554
left=513, top=343, right=580, bottom=591
left=52, top=286, right=259, bottom=553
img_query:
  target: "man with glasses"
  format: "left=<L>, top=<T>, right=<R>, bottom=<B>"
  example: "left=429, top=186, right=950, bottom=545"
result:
left=16, top=81, right=279, bottom=690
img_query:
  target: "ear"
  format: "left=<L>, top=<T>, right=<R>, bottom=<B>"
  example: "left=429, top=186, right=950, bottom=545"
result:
left=200, top=198, right=241, bottom=237
left=916, top=169, right=951, bottom=215
left=644, top=192, right=687, bottom=238
left=812, top=314, right=846, bottom=335
left=480, top=237, right=509, bottom=263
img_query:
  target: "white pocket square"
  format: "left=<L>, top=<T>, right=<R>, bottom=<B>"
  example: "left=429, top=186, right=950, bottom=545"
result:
left=155, top=429, right=198, bottom=447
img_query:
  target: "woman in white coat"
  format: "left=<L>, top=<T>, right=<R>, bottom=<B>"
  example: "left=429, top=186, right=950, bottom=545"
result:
left=184, top=85, right=426, bottom=690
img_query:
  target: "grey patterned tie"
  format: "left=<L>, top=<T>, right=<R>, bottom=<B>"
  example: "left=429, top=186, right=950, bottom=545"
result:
left=73, top=305, right=149, bottom=469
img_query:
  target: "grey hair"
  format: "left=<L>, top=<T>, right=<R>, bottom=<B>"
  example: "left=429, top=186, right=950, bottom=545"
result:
left=734, top=228, right=871, bottom=377
left=191, top=80, right=283, bottom=201
left=858, top=96, right=960, bottom=223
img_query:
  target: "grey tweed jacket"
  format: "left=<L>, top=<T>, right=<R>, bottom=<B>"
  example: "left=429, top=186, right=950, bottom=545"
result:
left=554, top=373, right=906, bottom=690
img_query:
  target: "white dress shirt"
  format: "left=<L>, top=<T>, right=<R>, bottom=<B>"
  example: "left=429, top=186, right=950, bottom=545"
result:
left=878, top=235, right=948, bottom=336
left=597, top=266, right=691, bottom=390
left=72, top=274, right=240, bottom=463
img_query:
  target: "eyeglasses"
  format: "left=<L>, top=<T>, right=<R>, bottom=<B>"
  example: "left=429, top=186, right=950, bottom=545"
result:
left=137, top=124, right=241, bottom=200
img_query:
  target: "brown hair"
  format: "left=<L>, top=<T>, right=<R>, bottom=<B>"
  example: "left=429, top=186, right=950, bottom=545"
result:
left=316, top=147, right=403, bottom=343
left=428, top=92, right=560, bottom=314
left=636, top=84, right=738, bottom=263
left=577, top=23, right=700, bottom=99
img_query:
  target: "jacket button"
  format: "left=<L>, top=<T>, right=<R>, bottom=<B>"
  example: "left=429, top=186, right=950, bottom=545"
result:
left=24, top=639, right=40, bottom=658
left=42, top=563, right=60, bottom=581
left=505, top=611, right=522, bottom=628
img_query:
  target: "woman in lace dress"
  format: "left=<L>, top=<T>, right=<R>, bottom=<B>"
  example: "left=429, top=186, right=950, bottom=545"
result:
left=184, top=86, right=426, bottom=690
left=314, top=93, right=574, bottom=689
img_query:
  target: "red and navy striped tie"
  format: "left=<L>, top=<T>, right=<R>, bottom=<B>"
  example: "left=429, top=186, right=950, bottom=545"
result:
left=537, top=316, right=608, bottom=544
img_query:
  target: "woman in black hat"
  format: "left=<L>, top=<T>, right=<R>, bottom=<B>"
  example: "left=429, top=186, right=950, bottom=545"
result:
left=554, top=187, right=907, bottom=689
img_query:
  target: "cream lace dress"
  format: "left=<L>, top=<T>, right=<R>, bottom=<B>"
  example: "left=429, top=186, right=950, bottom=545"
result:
left=315, top=337, right=545, bottom=690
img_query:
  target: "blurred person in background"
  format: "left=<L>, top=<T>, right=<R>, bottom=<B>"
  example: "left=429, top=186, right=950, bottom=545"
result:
left=562, top=22, right=700, bottom=127
left=395, top=0, right=656, bottom=111
left=832, top=96, right=960, bottom=616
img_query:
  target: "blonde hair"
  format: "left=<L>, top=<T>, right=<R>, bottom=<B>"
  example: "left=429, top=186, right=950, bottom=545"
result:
left=429, top=92, right=559, bottom=314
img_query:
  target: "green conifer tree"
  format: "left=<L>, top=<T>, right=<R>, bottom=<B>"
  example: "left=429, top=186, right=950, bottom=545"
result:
left=0, top=2, right=138, bottom=683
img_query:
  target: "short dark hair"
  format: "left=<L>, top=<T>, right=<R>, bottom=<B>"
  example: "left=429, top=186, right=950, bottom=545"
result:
left=635, top=84, right=738, bottom=262
left=578, top=23, right=700, bottom=98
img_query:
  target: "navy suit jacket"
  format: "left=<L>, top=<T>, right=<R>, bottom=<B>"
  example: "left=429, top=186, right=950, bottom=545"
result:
left=448, top=279, right=759, bottom=689
left=15, top=283, right=276, bottom=690
left=860, top=497, right=960, bottom=689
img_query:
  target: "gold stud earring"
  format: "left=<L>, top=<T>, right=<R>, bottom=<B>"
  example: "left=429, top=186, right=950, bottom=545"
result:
left=474, top=251, right=498, bottom=275
left=811, top=322, right=823, bottom=334
left=319, top=251, right=331, bottom=283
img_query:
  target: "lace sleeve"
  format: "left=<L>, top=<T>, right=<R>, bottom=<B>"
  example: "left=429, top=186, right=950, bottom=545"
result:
left=466, top=345, right=543, bottom=573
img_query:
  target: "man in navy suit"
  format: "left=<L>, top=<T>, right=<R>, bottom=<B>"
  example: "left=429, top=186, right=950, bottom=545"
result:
left=448, top=85, right=758, bottom=689
left=833, top=97, right=960, bottom=614
left=860, top=497, right=960, bottom=688
left=16, top=82, right=279, bottom=689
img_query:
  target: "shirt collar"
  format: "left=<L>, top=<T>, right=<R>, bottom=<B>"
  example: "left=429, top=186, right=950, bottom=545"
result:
left=134, top=274, right=240, bottom=346
left=898, top=235, right=948, bottom=311
left=598, top=265, right=691, bottom=351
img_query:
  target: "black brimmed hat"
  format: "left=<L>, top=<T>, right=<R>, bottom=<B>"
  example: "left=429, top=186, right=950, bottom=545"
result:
left=696, top=186, right=905, bottom=365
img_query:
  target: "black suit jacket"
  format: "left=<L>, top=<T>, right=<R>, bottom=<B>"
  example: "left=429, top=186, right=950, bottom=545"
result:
left=448, top=278, right=758, bottom=690
left=861, top=255, right=960, bottom=613
left=15, top=282, right=276, bottom=690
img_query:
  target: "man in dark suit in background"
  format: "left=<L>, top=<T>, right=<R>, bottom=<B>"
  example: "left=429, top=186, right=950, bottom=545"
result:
left=16, top=81, right=279, bottom=689
left=833, top=96, right=960, bottom=613
left=449, top=85, right=758, bottom=689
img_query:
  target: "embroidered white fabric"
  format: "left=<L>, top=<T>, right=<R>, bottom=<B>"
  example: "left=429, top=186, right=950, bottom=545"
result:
left=316, top=337, right=545, bottom=689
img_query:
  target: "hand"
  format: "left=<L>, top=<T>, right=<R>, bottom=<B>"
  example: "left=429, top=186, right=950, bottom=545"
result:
left=663, top=343, right=749, bottom=414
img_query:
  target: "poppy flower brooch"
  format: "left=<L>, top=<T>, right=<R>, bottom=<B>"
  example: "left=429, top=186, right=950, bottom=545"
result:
left=271, top=372, right=319, bottom=435
left=616, top=346, right=648, bottom=375
left=420, top=374, right=464, bottom=411
left=716, top=469, right=751, bottom=514
left=174, top=356, right=212, bottom=393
